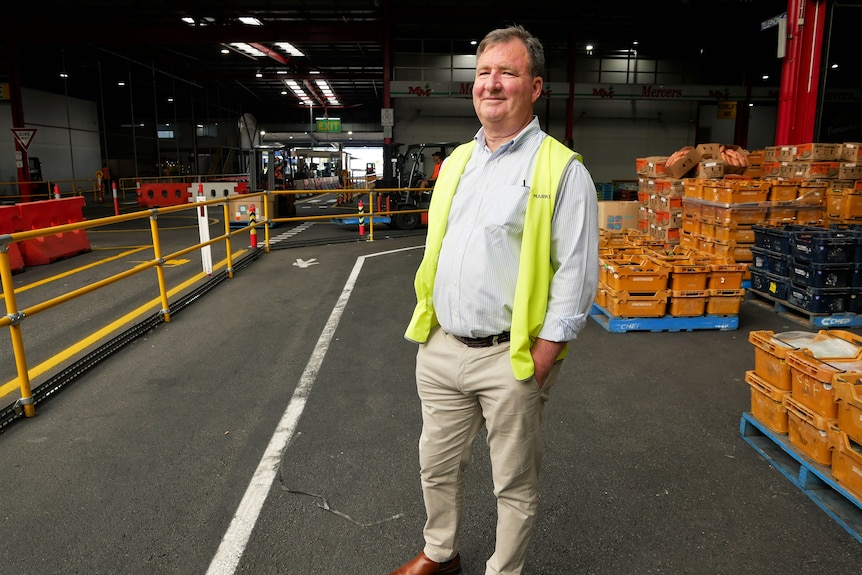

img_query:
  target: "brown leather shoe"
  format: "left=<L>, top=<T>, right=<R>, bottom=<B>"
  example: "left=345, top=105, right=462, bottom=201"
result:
left=388, top=551, right=461, bottom=575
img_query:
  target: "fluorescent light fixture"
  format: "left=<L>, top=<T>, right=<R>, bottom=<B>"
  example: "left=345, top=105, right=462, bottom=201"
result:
left=181, top=17, right=195, bottom=24
left=59, top=72, right=68, bottom=78
left=239, top=16, right=263, bottom=26
left=275, top=42, right=305, bottom=57
left=230, top=42, right=268, bottom=58
left=255, top=70, right=263, bottom=78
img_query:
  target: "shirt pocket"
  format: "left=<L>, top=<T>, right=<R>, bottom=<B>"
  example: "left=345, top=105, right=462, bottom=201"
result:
left=481, top=184, right=529, bottom=236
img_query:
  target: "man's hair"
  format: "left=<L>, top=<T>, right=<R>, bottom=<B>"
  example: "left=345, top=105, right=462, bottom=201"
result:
left=432, top=151, right=444, bottom=158
left=476, top=25, right=545, bottom=79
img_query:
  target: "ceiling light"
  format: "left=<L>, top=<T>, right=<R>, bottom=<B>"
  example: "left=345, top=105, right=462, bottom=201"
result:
left=831, top=63, right=839, bottom=69
left=181, top=17, right=195, bottom=24
left=275, top=42, right=305, bottom=57
left=230, top=42, right=267, bottom=58
left=255, top=70, right=263, bottom=78
left=239, top=17, right=263, bottom=26
left=220, top=48, right=229, bottom=54
left=59, top=72, right=68, bottom=78
left=762, top=74, right=769, bottom=80
left=117, top=81, right=126, bottom=87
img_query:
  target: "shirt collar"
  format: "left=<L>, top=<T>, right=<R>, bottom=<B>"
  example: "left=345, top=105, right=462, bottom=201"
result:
left=474, top=116, right=541, bottom=154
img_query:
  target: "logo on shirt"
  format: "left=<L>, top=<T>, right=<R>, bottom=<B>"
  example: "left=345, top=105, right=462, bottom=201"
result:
left=532, top=193, right=551, bottom=200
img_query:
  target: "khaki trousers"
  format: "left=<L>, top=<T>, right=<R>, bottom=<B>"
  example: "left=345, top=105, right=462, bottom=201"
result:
left=415, top=327, right=560, bottom=575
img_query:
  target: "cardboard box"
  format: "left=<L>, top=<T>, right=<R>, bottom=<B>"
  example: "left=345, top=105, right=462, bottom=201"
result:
left=227, top=194, right=276, bottom=225
left=838, top=142, right=862, bottom=162
left=783, top=161, right=840, bottom=180
left=665, top=148, right=702, bottom=179
left=795, top=143, right=840, bottom=161
left=598, top=200, right=640, bottom=230
left=697, top=160, right=724, bottom=179
left=696, top=143, right=721, bottom=159
left=636, top=156, right=668, bottom=177
left=838, top=162, right=862, bottom=180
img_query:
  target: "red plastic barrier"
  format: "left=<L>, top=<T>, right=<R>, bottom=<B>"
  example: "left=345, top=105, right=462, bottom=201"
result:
left=16, top=197, right=91, bottom=266
left=0, top=205, right=25, bottom=273
left=136, top=183, right=192, bottom=208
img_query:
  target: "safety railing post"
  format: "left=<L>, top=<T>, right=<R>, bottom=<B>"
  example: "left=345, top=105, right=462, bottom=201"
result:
left=263, top=191, right=271, bottom=251
left=0, top=242, right=35, bottom=417
left=222, top=202, right=234, bottom=278
left=148, top=211, right=172, bottom=323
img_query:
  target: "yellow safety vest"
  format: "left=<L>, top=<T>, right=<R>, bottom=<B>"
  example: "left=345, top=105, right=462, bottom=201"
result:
left=405, top=136, right=577, bottom=380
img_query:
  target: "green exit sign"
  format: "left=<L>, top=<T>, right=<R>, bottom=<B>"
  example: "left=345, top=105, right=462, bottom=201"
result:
left=315, top=118, right=341, bottom=133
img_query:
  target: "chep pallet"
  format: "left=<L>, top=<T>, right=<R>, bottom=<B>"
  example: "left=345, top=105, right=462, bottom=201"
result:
left=589, top=303, right=739, bottom=333
left=746, top=288, right=862, bottom=328
left=740, top=411, right=862, bottom=544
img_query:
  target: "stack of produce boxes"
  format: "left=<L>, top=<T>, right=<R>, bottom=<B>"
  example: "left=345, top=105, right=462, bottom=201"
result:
left=746, top=329, right=862, bottom=501
left=635, top=154, right=692, bottom=247
left=597, top=229, right=746, bottom=319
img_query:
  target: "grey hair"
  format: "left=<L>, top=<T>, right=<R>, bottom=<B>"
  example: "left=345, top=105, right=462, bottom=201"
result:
left=476, top=25, right=545, bottom=78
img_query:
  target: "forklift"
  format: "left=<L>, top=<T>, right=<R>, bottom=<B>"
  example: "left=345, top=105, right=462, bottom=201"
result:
left=380, top=141, right=461, bottom=230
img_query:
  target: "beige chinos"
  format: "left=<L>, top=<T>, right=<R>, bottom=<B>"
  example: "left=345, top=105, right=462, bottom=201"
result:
left=415, top=326, right=561, bottom=575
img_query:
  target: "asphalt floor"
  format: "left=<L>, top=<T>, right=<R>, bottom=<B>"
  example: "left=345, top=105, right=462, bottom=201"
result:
left=1, top=231, right=861, bottom=574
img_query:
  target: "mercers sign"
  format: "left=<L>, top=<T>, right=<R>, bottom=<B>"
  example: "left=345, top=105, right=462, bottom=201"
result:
left=389, top=81, right=780, bottom=102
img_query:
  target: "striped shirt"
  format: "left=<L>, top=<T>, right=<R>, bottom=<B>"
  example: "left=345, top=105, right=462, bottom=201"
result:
left=433, top=117, right=599, bottom=342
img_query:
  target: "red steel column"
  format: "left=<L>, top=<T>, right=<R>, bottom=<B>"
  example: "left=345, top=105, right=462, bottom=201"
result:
left=775, top=0, right=827, bottom=145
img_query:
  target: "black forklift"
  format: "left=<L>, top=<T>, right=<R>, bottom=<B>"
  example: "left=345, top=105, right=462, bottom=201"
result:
left=379, top=141, right=461, bottom=230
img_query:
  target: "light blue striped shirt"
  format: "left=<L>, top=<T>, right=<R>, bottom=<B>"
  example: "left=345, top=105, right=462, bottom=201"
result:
left=433, top=117, right=599, bottom=342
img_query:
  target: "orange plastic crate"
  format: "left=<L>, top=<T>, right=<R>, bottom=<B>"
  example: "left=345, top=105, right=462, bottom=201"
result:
left=668, top=290, right=708, bottom=317
left=833, top=374, right=862, bottom=445
left=605, top=288, right=669, bottom=318
left=786, top=350, right=862, bottom=420
left=669, top=262, right=711, bottom=291
left=746, top=370, right=791, bottom=434
left=749, top=330, right=798, bottom=390
left=708, top=264, right=747, bottom=289
left=706, top=289, right=745, bottom=315
left=604, top=257, right=669, bottom=292
left=831, top=432, right=862, bottom=501
left=785, top=395, right=839, bottom=466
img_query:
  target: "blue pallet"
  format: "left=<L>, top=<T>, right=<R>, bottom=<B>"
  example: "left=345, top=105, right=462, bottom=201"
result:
left=740, top=412, right=862, bottom=544
left=330, top=215, right=391, bottom=226
left=746, top=288, right=862, bottom=328
left=589, top=303, right=738, bottom=333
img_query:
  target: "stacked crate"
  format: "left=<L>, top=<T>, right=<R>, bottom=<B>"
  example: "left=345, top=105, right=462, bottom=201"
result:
left=597, top=230, right=746, bottom=318
left=749, top=224, right=861, bottom=314
left=746, top=329, right=862, bottom=501
left=634, top=158, right=686, bottom=247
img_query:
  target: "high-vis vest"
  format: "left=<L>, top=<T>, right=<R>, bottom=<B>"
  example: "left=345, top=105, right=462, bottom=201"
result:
left=405, top=136, right=577, bottom=380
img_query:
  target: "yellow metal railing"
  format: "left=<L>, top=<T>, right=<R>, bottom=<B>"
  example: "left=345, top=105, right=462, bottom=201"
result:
left=0, top=186, right=427, bottom=419
left=0, top=193, right=265, bottom=417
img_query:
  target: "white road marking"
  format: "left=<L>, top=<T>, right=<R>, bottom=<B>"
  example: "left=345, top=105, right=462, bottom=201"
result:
left=205, top=244, right=423, bottom=575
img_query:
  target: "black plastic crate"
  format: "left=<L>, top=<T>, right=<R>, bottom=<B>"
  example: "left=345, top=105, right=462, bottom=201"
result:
left=790, top=229, right=856, bottom=264
left=753, top=224, right=817, bottom=254
left=751, top=246, right=791, bottom=277
left=848, top=289, right=862, bottom=314
left=788, top=258, right=852, bottom=289
left=786, top=284, right=847, bottom=314
left=749, top=268, right=790, bottom=301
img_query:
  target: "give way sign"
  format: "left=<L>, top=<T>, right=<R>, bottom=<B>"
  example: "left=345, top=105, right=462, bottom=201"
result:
left=12, top=128, right=37, bottom=151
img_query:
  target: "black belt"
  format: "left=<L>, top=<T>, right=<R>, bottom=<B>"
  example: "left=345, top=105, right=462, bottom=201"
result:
left=451, top=331, right=511, bottom=348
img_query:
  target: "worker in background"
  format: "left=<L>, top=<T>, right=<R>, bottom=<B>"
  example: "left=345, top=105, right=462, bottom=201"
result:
left=418, top=151, right=444, bottom=188
left=389, top=25, right=599, bottom=575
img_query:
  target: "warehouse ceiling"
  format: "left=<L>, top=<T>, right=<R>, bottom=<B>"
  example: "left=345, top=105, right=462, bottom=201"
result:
left=1, top=0, right=850, bottom=133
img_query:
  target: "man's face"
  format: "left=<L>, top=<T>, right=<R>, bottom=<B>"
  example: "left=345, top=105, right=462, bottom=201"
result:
left=472, top=39, right=542, bottom=130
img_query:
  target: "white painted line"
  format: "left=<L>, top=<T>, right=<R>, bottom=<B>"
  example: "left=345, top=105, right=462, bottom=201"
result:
left=205, top=243, right=424, bottom=575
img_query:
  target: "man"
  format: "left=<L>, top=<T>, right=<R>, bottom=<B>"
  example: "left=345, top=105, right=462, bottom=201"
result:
left=418, top=151, right=444, bottom=188
left=390, top=25, right=599, bottom=575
